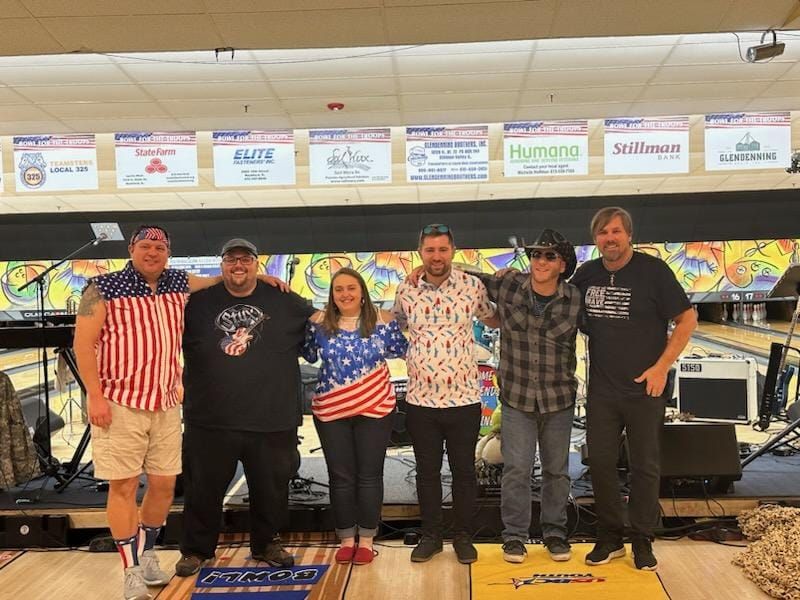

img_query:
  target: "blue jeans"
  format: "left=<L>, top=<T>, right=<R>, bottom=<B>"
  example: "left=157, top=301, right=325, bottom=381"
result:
left=501, top=403, right=574, bottom=542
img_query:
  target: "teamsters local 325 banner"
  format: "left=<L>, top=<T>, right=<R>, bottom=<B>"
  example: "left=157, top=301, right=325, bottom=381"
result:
left=309, top=128, right=392, bottom=185
left=705, top=112, right=791, bottom=171
left=503, top=120, right=588, bottom=177
left=115, top=131, right=198, bottom=188
left=13, top=134, right=98, bottom=192
left=212, top=130, right=296, bottom=187
left=604, top=117, right=689, bottom=175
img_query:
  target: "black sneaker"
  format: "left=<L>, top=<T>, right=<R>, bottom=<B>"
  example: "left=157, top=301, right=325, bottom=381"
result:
left=543, top=536, right=572, bottom=562
left=252, top=540, right=295, bottom=567
left=501, top=540, right=527, bottom=564
left=452, top=534, right=477, bottom=564
left=585, top=540, right=626, bottom=565
left=632, top=537, right=658, bottom=571
left=175, top=554, right=211, bottom=577
left=410, top=535, right=443, bottom=562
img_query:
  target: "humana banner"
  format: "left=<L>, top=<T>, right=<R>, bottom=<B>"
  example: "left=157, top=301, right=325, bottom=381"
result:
left=503, top=120, right=588, bottom=177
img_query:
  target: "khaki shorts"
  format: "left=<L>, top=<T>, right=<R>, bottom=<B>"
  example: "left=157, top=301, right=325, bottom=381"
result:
left=91, top=402, right=182, bottom=481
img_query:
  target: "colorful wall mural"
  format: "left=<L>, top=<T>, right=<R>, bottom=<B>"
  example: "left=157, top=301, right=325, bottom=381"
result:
left=1, top=238, right=798, bottom=315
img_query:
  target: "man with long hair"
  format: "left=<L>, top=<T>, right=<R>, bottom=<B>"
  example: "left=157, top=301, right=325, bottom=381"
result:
left=571, top=207, right=696, bottom=571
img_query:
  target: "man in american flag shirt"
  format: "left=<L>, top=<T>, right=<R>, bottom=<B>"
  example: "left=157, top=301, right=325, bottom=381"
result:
left=72, top=225, right=283, bottom=600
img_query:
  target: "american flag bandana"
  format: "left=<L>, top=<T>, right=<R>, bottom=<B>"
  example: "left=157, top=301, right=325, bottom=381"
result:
left=130, top=226, right=170, bottom=248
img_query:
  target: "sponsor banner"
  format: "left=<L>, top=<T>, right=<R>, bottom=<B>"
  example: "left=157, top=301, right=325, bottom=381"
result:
left=13, top=134, right=98, bottom=192
left=308, top=128, right=391, bottom=185
left=604, top=116, right=689, bottom=175
left=406, top=125, right=489, bottom=182
left=213, top=130, right=296, bottom=187
left=705, top=112, right=791, bottom=171
left=169, top=256, right=223, bottom=277
left=195, top=565, right=329, bottom=588
left=503, top=120, right=588, bottom=177
left=115, top=131, right=198, bottom=188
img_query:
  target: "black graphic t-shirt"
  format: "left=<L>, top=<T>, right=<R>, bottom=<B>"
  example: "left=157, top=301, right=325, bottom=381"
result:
left=182, top=281, right=315, bottom=432
left=571, top=251, right=690, bottom=398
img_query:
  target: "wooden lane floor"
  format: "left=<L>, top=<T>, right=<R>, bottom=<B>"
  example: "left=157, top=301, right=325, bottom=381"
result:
left=693, top=321, right=778, bottom=357
left=0, top=538, right=769, bottom=599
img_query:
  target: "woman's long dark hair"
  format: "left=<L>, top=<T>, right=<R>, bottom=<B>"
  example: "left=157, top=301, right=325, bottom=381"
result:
left=321, top=267, right=378, bottom=338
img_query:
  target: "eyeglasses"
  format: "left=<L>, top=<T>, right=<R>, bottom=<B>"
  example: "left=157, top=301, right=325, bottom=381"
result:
left=222, top=255, right=256, bottom=265
left=421, top=224, right=450, bottom=235
left=530, top=250, right=560, bottom=262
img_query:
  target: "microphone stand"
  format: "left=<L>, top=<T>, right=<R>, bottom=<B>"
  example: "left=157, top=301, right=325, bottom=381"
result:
left=16, top=235, right=105, bottom=501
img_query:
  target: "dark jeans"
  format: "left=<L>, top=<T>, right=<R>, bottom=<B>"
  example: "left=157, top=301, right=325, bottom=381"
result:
left=406, top=402, right=481, bottom=538
left=180, top=424, right=297, bottom=559
left=314, top=413, right=394, bottom=539
left=586, top=392, right=665, bottom=541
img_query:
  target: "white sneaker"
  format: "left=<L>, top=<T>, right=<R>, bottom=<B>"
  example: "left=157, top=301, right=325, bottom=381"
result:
left=140, top=549, right=171, bottom=586
left=123, top=566, right=151, bottom=600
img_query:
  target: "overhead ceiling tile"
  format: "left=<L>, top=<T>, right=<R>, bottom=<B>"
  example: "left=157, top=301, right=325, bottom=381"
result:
left=15, top=84, right=152, bottom=103
left=402, top=91, right=518, bottom=111
left=271, top=77, right=394, bottom=99
left=394, top=51, right=530, bottom=76
left=40, top=101, right=168, bottom=119
left=38, top=15, right=223, bottom=53
left=142, top=81, right=276, bottom=101
left=0, top=17, right=66, bottom=56
left=0, top=63, right=130, bottom=86
left=399, top=72, right=523, bottom=94
left=525, top=67, right=657, bottom=89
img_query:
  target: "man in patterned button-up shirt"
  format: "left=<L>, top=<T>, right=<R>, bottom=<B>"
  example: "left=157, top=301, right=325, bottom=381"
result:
left=477, top=228, right=583, bottom=566
left=393, top=224, right=498, bottom=565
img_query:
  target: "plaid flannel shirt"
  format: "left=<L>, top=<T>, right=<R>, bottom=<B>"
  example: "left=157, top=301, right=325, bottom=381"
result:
left=480, top=272, right=583, bottom=414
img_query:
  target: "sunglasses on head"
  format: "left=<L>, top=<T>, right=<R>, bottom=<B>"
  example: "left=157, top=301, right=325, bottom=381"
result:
left=530, top=250, right=560, bottom=262
left=421, top=224, right=450, bottom=235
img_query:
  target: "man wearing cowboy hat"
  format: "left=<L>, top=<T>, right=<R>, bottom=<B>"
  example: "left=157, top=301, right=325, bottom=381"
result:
left=476, top=228, right=583, bottom=564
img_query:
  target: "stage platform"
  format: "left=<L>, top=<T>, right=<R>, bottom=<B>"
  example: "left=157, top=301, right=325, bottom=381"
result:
left=2, top=451, right=799, bottom=539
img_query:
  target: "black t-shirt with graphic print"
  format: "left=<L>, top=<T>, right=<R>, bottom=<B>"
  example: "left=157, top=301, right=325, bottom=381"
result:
left=570, top=251, right=690, bottom=398
left=182, top=281, right=315, bottom=432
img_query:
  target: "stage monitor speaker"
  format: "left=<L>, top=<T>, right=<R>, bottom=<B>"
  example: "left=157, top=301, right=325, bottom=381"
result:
left=20, top=396, right=65, bottom=435
left=675, top=357, right=758, bottom=423
left=660, top=422, right=742, bottom=494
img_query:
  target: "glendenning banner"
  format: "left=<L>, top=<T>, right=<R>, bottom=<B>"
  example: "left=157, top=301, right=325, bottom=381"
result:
left=406, top=125, right=489, bottom=182
left=704, top=112, right=791, bottom=171
left=604, top=116, right=689, bottom=175
left=503, top=120, right=588, bottom=177
left=212, top=130, right=296, bottom=187
left=13, top=134, right=98, bottom=192
left=115, top=131, right=198, bottom=188
left=308, top=128, right=392, bottom=185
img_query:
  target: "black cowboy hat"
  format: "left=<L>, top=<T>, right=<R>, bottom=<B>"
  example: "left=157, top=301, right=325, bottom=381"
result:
left=524, top=228, right=577, bottom=280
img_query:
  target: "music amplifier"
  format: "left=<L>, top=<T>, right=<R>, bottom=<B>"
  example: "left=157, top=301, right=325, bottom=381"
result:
left=675, top=357, right=758, bottom=423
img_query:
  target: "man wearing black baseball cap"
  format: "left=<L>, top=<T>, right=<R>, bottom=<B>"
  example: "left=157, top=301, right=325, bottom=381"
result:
left=177, top=238, right=315, bottom=576
left=476, top=228, right=583, bottom=565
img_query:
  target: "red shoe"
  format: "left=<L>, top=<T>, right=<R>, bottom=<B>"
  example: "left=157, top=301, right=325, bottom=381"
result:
left=353, top=546, right=377, bottom=565
left=334, top=545, right=356, bottom=564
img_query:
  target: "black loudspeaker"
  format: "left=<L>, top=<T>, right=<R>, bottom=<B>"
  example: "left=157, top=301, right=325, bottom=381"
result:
left=660, top=423, right=742, bottom=495
left=390, top=380, right=412, bottom=446
left=1, top=515, right=68, bottom=547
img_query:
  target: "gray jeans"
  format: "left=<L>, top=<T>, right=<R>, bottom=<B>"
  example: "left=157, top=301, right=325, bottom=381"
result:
left=500, top=403, right=574, bottom=542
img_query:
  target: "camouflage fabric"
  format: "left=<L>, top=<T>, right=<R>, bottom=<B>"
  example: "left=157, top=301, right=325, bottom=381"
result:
left=0, top=372, right=41, bottom=489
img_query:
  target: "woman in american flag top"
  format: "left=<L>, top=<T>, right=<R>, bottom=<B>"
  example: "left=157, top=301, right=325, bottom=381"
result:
left=302, top=267, right=408, bottom=565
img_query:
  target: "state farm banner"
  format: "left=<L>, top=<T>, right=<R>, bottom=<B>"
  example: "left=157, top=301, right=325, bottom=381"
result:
left=603, top=116, right=689, bottom=175
left=504, top=120, right=588, bottom=177
left=406, top=125, right=489, bottom=182
left=212, top=130, right=295, bottom=187
left=13, top=134, right=98, bottom=192
left=308, top=128, right=391, bottom=185
left=115, top=131, right=198, bottom=188
left=704, top=112, right=791, bottom=171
